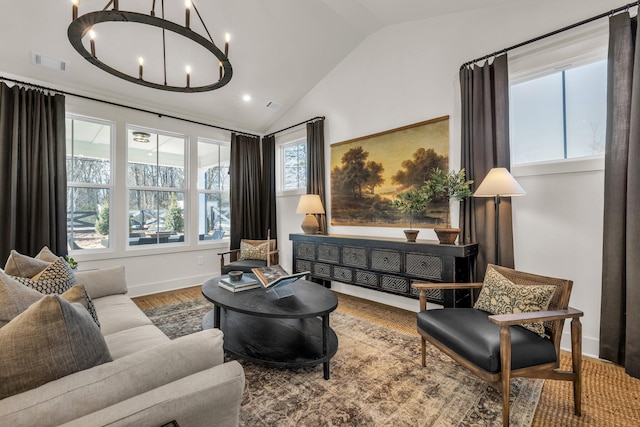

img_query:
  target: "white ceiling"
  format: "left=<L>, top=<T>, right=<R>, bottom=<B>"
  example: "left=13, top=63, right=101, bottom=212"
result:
left=1, top=0, right=512, bottom=134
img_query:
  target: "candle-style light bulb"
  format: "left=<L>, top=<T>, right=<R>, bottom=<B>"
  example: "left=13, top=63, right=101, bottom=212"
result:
left=185, top=65, right=191, bottom=87
left=138, top=57, right=144, bottom=80
left=71, top=0, right=79, bottom=21
left=224, top=33, right=230, bottom=58
left=89, top=28, right=96, bottom=57
left=185, top=0, right=191, bottom=28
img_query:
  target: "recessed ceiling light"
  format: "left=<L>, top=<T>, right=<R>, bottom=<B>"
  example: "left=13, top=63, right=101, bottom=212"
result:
left=242, top=94, right=251, bottom=102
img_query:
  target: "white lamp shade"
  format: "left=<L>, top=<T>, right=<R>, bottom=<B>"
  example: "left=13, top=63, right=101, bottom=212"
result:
left=474, top=167, right=526, bottom=197
left=296, top=194, right=325, bottom=214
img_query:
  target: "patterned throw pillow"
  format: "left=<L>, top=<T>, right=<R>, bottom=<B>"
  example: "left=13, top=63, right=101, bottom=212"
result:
left=474, top=266, right=556, bottom=337
left=0, top=295, right=112, bottom=399
left=239, top=240, right=270, bottom=261
left=11, top=258, right=101, bottom=328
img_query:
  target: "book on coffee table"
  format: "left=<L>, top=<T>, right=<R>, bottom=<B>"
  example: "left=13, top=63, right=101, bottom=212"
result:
left=251, top=265, right=310, bottom=289
left=218, top=275, right=260, bottom=293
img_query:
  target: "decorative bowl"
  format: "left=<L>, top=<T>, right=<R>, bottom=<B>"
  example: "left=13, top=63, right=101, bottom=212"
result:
left=228, top=271, right=243, bottom=282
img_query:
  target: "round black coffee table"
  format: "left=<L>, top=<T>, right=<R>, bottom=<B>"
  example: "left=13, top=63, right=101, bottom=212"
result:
left=201, top=276, right=338, bottom=379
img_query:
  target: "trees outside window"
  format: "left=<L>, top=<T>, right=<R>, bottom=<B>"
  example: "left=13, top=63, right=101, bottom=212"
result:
left=197, top=138, right=230, bottom=241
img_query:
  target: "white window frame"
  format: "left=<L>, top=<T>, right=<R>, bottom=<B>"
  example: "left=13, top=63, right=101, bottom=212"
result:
left=197, top=137, right=230, bottom=244
left=66, top=114, right=115, bottom=253
left=126, top=125, right=188, bottom=249
left=277, top=137, right=307, bottom=196
left=508, top=20, right=608, bottom=173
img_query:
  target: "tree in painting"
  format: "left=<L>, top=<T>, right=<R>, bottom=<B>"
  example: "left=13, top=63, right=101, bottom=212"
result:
left=391, top=148, right=447, bottom=190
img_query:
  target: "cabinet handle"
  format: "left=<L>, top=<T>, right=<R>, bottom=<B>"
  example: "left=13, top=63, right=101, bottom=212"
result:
left=421, top=262, right=426, bottom=268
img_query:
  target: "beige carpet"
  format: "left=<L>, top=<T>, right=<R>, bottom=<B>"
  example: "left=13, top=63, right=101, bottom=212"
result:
left=144, top=298, right=543, bottom=426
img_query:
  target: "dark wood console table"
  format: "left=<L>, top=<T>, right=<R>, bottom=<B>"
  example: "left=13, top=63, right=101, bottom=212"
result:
left=289, top=234, right=478, bottom=307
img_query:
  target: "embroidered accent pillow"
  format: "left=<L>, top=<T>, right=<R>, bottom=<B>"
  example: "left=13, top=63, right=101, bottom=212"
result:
left=0, top=295, right=112, bottom=399
left=474, top=266, right=556, bottom=337
left=239, top=240, right=270, bottom=261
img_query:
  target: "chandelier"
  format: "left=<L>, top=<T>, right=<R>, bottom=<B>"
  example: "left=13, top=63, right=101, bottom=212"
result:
left=67, top=0, right=233, bottom=92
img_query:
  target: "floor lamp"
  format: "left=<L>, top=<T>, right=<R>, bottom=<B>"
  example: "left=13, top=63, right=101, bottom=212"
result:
left=473, top=168, right=526, bottom=265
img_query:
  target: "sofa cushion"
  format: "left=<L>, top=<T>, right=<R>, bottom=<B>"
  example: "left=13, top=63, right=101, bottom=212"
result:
left=3, top=249, right=50, bottom=277
left=75, top=266, right=128, bottom=299
left=0, top=295, right=112, bottom=399
left=93, top=294, right=153, bottom=336
left=417, top=308, right=557, bottom=374
left=103, top=324, right=170, bottom=359
left=474, top=265, right=555, bottom=337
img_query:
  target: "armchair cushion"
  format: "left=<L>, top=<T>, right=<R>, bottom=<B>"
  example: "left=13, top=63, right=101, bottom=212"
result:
left=239, top=240, right=270, bottom=261
left=474, top=265, right=555, bottom=337
left=417, top=308, right=557, bottom=374
left=221, top=259, right=267, bottom=275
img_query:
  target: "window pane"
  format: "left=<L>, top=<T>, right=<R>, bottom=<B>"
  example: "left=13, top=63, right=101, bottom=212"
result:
left=198, top=192, right=230, bottom=240
left=128, top=130, right=158, bottom=187
left=565, top=60, right=607, bottom=158
left=283, top=142, right=307, bottom=190
left=158, top=136, right=185, bottom=188
left=67, top=187, right=109, bottom=250
left=198, top=140, right=230, bottom=191
left=66, top=118, right=111, bottom=184
left=128, top=190, right=185, bottom=246
left=511, top=73, right=565, bottom=164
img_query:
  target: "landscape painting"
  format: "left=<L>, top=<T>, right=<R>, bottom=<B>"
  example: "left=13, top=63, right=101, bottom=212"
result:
left=330, top=116, right=449, bottom=228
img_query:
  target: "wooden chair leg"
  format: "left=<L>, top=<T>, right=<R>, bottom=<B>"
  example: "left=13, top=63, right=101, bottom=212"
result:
left=571, top=317, right=583, bottom=416
left=500, top=326, right=512, bottom=427
left=421, top=336, right=426, bottom=367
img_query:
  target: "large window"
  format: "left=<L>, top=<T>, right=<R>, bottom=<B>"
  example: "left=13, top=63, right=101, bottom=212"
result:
left=127, top=128, right=186, bottom=246
left=66, top=116, right=113, bottom=250
left=510, top=59, right=607, bottom=165
left=197, top=139, right=230, bottom=241
left=280, top=139, right=307, bottom=191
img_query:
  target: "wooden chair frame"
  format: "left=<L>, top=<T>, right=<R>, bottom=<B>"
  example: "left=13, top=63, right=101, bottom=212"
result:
left=413, top=264, right=583, bottom=426
left=218, top=230, right=279, bottom=271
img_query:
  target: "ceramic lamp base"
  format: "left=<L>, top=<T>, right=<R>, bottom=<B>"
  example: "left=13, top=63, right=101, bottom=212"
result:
left=301, top=214, right=320, bottom=234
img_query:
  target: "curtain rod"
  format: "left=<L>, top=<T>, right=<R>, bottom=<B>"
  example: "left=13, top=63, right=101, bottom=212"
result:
left=461, top=0, right=640, bottom=69
left=264, top=116, right=325, bottom=138
left=0, top=76, right=259, bottom=138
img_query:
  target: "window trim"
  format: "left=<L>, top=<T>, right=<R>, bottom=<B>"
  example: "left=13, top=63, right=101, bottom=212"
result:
left=66, top=114, right=115, bottom=253
left=277, top=137, right=307, bottom=196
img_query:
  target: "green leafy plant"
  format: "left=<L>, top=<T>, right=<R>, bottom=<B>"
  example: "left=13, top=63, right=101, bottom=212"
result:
left=390, top=187, right=431, bottom=230
left=422, top=168, right=473, bottom=226
left=165, top=194, right=184, bottom=233
left=95, top=202, right=109, bottom=235
left=64, top=255, right=78, bottom=270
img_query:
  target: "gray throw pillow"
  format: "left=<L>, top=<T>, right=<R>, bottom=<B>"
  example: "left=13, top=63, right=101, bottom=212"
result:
left=0, top=295, right=112, bottom=399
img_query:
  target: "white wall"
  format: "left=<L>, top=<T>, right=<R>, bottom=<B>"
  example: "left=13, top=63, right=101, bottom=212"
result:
left=269, top=0, right=622, bottom=356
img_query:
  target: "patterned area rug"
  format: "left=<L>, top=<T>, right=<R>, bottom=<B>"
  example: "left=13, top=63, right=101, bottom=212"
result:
left=144, top=298, right=542, bottom=426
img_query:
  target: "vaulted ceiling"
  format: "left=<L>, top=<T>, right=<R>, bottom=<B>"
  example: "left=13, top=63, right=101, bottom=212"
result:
left=1, top=0, right=514, bottom=133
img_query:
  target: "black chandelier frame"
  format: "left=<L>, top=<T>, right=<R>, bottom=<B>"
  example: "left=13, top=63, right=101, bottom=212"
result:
left=68, top=2, right=232, bottom=93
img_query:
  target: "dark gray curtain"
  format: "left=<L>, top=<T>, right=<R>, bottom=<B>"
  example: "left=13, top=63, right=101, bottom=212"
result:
left=459, top=54, right=513, bottom=279
left=306, top=118, right=327, bottom=235
left=600, top=12, right=640, bottom=379
left=229, top=133, right=262, bottom=249
left=261, top=135, right=277, bottom=238
left=0, top=82, right=67, bottom=262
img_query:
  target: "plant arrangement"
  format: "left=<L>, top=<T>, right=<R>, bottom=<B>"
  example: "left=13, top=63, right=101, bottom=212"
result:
left=64, top=255, right=78, bottom=270
left=390, top=188, right=430, bottom=241
left=421, top=168, right=473, bottom=244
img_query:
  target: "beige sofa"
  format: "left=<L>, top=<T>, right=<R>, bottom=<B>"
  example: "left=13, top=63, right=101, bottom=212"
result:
left=0, top=266, right=245, bottom=427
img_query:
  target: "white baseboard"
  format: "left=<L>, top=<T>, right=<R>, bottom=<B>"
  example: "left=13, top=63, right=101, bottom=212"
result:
left=561, top=331, right=599, bottom=359
left=127, top=274, right=212, bottom=298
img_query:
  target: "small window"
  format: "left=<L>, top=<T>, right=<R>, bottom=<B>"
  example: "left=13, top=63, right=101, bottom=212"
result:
left=66, top=116, right=113, bottom=251
left=510, top=59, right=607, bottom=165
left=127, top=127, right=186, bottom=246
left=280, top=139, right=307, bottom=191
left=197, top=138, right=230, bottom=241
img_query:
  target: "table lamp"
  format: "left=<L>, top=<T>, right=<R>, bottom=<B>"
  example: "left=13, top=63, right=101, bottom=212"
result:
left=296, top=194, right=325, bottom=234
left=473, top=167, right=526, bottom=265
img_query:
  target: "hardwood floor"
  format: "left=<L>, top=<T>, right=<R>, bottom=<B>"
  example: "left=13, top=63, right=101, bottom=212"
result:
left=132, top=286, right=640, bottom=427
